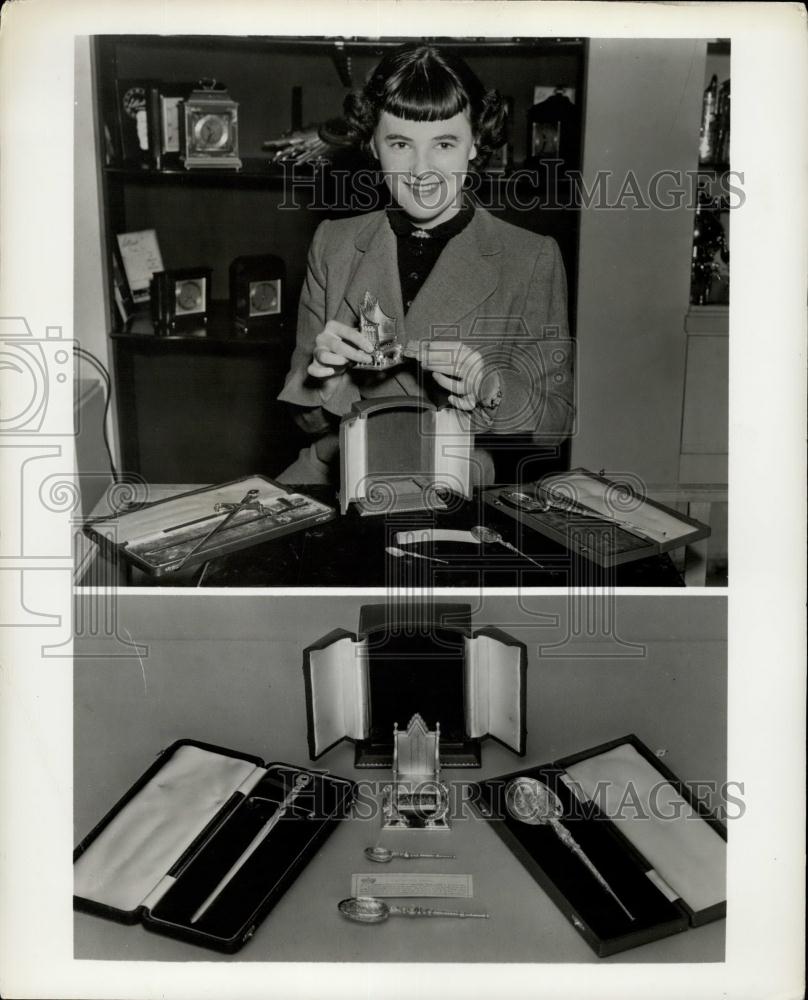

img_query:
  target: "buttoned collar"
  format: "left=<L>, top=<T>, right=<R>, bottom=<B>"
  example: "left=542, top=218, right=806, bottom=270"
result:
left=385, top=201, right=476, bottom=242
left=353, top=200, right=503, bottom=257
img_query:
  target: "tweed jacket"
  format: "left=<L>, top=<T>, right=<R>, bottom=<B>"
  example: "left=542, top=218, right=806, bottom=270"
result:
left=277, top=206, right=574, bottom=445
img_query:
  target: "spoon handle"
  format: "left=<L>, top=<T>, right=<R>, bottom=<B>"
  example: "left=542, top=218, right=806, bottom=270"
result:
left=536, top=488, right=647, bottom=538
left=398, top=851, right=456, bottom=859
left=500, top=540, right=546, bottom=571
left=552, top=821, right=634, bottom=921
left=407, top=551, right=450, bottom=566
left=389, top=906, right=489, bottom=919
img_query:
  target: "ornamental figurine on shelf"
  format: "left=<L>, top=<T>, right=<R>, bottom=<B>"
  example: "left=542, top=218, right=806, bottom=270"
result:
left=690, top=196, right=729, bottom=305
left=354, top=291, right=404, bottom=370
left=716, top=79, right=731, bottom=166
left=262, top=117, right=354, bottom=167
left=699, top=75, right=730, bottom=168
left=698, top=74, right=719, bottom=165
left=382, top=714, right=450, bottom=832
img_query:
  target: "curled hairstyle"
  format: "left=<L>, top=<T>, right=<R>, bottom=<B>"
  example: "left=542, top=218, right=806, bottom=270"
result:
left=343, top=44, right=507, bottom=165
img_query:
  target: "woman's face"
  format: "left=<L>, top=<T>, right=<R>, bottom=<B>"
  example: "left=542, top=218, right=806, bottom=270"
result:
left=370, top=110, right=477, bottom=228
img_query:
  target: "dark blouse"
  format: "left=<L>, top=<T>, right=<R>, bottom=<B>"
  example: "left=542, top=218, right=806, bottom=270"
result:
left=386, top=202, right=476, bottom=314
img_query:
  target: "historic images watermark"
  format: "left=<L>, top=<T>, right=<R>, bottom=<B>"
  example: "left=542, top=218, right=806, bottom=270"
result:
left=0, top=316, right=147, bottom=656
left=263, top=768, right=745, bottom=825
left=278, top=166, right=745, bottom=213
left=1, top=317, right=76, bottom=647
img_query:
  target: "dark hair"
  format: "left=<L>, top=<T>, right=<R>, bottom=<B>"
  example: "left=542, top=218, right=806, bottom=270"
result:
left=343, top=44, right=507, bottom=164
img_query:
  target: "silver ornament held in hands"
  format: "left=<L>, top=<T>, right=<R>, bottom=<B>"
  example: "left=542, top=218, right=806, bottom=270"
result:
left=354, top=291, right=404, bottom=370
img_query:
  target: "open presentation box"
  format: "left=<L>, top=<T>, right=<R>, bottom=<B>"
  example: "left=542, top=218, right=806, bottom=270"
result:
left=339, top=397, right=473, bottom=515
left=483, top=469, right=710, bottom=568
left=472, top=734, right=726, bottom=957
left=84, top=475, right=335, bottom=578
left=74, top=740, right=355, bottom=953
left=304, top=603, right=527, bottom=768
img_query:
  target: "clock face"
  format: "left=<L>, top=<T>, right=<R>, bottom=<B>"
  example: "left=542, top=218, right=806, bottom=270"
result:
left=193, top=113, right=229, bottom=150
left=183, top=98, right=240, bottom=168
left=249, top=279, right=281, bottom=316
left=175, top=279, right=205, bottom=313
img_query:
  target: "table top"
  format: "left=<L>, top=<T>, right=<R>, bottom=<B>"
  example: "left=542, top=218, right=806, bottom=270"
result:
left=74, top=784, right=724, bottom=964
left=74, top=596, right=727, bottom=964
left=78, top=483, right=685, bottom=588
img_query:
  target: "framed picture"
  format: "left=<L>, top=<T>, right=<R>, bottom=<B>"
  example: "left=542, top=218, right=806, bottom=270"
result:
left=116, top=229, right=164, bottom=305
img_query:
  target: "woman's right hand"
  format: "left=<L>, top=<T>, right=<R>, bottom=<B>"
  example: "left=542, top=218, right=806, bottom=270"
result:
left=307, top=320, right=374, bottom=378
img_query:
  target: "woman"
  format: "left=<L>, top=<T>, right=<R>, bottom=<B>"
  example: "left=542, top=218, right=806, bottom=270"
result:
left=277, top=43, right=574, bottom=485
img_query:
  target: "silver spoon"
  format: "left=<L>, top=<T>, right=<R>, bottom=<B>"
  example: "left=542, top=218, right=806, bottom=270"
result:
left=535, top=486, right=647, bottom=537
left=386, top=546, right=450, bottom=565
left=470, top=526, right=546, bottom=570
left=338, top=896, right=489, bottom=924
left=364, top=846, right=456, bottom=864
left=506, top=777, right=634, bottom=920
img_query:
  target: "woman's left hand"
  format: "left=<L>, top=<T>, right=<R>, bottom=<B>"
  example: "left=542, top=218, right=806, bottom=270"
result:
left=416, top=340, right=502, bottom=413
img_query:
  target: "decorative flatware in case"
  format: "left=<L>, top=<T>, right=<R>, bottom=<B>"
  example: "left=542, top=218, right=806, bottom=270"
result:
left=73, top=740, right=355, bottom=953
left=84, top=475, right=335, bottom=578
left=472, top=734, right=727, bottom=957
left=484, top=469, right=710, bottom=569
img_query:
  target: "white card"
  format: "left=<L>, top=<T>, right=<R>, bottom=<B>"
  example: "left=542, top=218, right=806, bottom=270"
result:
left=351, top=873, right=473, bottom=898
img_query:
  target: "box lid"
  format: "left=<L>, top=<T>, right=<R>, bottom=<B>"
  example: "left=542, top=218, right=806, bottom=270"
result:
left=358, top=602, right=471, bottom=636
left=339, top=397, right=472, bottom=513
left=557, top=736, right=727, bottom=924
left=74, top=741, right=266, bottom=920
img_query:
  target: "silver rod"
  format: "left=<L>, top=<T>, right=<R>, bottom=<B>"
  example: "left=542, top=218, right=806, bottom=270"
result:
left=190, top=774, right=311, bottom=925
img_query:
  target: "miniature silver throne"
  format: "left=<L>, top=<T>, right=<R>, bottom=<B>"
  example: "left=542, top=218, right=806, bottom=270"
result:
left=382, top=714, right=450, bottom=831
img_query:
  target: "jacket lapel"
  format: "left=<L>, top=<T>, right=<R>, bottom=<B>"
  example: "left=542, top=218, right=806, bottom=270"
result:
left=339, top=207, right=502, bottom=343
left=338, top=214, right=405, bottom=334
left=404, top=208, right=501, bottom=343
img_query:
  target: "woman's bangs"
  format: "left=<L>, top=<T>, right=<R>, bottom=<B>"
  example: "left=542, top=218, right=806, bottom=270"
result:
left=383, top=71, right=469, bottom=123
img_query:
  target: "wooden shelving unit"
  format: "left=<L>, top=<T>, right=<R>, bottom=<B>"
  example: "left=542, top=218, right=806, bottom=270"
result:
left=92, top=34, right=587, bottom=481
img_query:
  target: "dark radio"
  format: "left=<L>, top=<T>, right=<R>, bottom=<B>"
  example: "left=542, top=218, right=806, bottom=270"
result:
left=229, top=254, right=285, bottom=331
left=150, top=267, right=212, bottom=331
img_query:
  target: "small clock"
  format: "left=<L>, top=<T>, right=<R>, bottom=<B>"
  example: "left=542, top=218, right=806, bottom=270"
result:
left=150, top=267, right=213, bottom=331
left=158, top=82, right=196, bottom=166
left=229, top=254, right=286, bottom=331
left=182, top=80, right=242, bottom=171
left=116, top=78, right=160, bottom=167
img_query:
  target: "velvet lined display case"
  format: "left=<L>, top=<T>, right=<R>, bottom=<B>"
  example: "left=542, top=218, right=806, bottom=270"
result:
left=339, top=397, right=473, bottom=515
left=303, top=603, right=527, bottom=768
left=483, top=469, right=710, bottom=569
left=471, top=734, right=727, bottom=957
left=73, top=740, right=355, bottom=953
left=84, top=475, right=335, bottom=577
